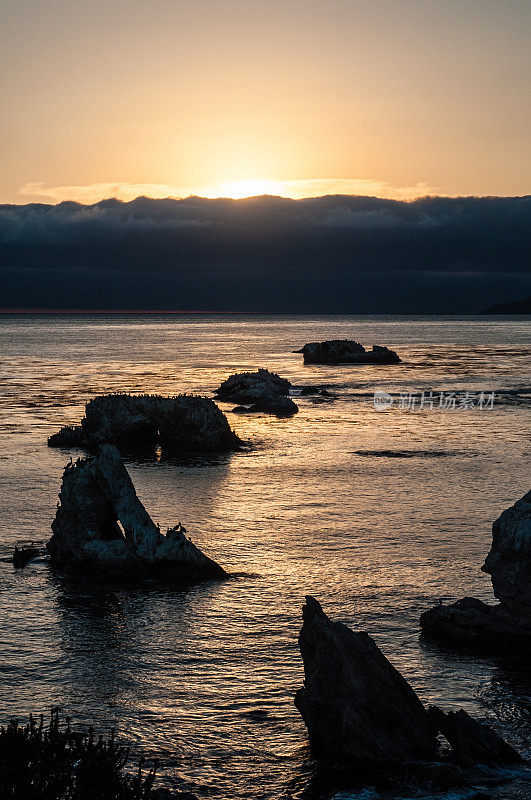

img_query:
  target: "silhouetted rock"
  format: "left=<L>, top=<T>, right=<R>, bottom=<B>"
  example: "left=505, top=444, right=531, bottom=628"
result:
left=421, top=490, right=531, bottom=651
left=295, top=340, right=401, bottom=365
left=294, top=597, right=520, bottom=771
left=47, top=444, right=227, bottom=582
left=48, top=394, right=241, bottom=453
left=427, top=707, right=521, bottom=766
left=299, top=385, right=335, bottom=397
left=480, top=296, right=531, bottom=314
left=216, top=369, right=298, bottom=416
left=483, top=489, right=531, bottom=612
left=232, top=396, right=298, bottom=417
left=12, top=546, right=40, bottom=568
left=294, top=596, right=436, bottom=766
left=420, top=597, right=531, bottom=651
left=215, top=369, right=291, bottom=403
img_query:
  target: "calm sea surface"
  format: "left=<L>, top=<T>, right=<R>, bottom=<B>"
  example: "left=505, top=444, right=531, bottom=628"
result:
left=0, top=314, right=530, bottom=800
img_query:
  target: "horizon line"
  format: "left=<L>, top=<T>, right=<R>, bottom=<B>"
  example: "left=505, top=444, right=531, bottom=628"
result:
left=3, top=190, right=531, bottom=209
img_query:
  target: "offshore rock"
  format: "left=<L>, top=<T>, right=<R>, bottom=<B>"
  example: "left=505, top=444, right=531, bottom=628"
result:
left=216, top=369, right=298, bottom=416
left=47, top=444, right=227, bottom=582
left=294, top=596, right=436, bottom=766
left=295, top=340, right=401, bottom=365
left=294, top=598, right=520, bottom=771
left=421, top=490, right=531, bottom=651
left=232, top=396, right=299, bottom=417
left=427, top=707, right=522, bottom=766
left=215, top=369, right=291, bottom=403
left=482, top=489, right=531, bottom=613
left=48, top=393, right=241, bottom=453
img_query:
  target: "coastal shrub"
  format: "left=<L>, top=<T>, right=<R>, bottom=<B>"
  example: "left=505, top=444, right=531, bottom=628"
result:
left=0, top=709, right=157, bottom=800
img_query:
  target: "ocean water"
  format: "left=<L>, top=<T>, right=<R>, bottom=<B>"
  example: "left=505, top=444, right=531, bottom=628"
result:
left=0, top=314, right=530, bottom=800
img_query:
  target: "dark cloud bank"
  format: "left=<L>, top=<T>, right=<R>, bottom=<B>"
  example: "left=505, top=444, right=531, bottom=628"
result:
left=0, top=194, right=529, bottom=313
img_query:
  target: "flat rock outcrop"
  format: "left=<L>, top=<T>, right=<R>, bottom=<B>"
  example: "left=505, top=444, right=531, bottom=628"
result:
left=294, top=597, right=519, bottom=770
left=48, top=394, right=241, bottom=453
left=294, top=596, right=436, bottom=766
left=47, top=444, right=227, bottom=582
left=421, top=490, right=531, bottom=651
left=295, top=340, right=401, bottom=365
left=215, top=369, right=298, bottom=416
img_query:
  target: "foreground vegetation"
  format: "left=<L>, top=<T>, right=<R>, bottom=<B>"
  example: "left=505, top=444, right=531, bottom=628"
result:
left=0, top=709, right=157, bottom=800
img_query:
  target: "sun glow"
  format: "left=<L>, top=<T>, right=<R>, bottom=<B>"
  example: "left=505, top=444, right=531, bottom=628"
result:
left=198, top=178, right=286, bottom=199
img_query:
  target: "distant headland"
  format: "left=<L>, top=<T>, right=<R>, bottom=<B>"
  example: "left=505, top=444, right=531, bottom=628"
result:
left=480, top=296, right=531, bottom=314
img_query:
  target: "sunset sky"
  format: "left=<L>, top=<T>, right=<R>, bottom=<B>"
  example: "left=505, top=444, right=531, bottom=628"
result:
left=2, top=0, right=529, bottom=205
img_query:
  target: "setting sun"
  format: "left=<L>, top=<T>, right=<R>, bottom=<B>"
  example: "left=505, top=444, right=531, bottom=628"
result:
left=199, top=178, right=286, bottom=199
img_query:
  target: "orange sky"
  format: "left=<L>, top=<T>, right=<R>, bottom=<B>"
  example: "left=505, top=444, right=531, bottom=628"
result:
left=1, top=0, right=530, bottom=204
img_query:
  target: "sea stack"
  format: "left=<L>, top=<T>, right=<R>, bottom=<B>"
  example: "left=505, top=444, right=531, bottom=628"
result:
left=48, top=444, right=227, bottom=582
left=294, top=597, right=520, bottom=768
left=421, top=490, right=531, bottom=650
left=294, top=596, right=436, bottom=766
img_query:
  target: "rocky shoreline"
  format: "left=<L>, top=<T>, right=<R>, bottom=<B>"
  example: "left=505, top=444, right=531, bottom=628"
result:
left=421, top=490, right=531, bottom=652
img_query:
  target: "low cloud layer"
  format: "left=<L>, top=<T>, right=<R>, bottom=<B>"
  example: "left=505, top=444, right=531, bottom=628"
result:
left=0, top=194, right=529, bottom=312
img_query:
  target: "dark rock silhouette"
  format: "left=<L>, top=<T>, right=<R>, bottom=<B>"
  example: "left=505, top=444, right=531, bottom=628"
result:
left=48, top=393, right=241, bottom=453
left=215, top=369, right=298, bottom=416
left=421, top=490, right=531, bottom=651
left=215, top=369, right=291, bottom=402
left=232, top=396, right=298, bottom=417
left=483, top=489, right=531, bottom=612
left=12, top=546, right=40, bottom=568
left=294, top=597, right=520, bottom=769
left=481, top=296, right=531, bottom=314
left=294, top=596, right=436, bottom=766
left=427, top=707, right=521, bottom=766
left=299, top=385, right=335, bottom=397
left=295, top=340, right=401, bottom=365
left=48, top=444, right=226, bottom=582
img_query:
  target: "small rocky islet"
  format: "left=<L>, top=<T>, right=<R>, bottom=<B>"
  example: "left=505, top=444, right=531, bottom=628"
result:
left=214, top=368, right=299, bottom=416
left=295, top=339, right=401, bottom=365
left=48, top=393, right=241, bottom=453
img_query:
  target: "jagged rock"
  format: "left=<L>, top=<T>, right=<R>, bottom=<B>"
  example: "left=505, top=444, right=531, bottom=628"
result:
left=482, top=490, right=531, bottom=613
left=215, top=369, right=291, bottom=403
left=294, top=597, right=520, bottom=771
left=427, top=707, right=521, bottom=766
left=48, top=394, right=241, bottom=453
left=232, top=396, right=298, bottom=417
left=421, top=490, right=531, bottom=651
left=295, top=340, right=401, bottom=365
left=294, top=596, right=436, bottom=766
left=47, top=444, right=227, bottom=582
